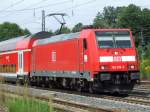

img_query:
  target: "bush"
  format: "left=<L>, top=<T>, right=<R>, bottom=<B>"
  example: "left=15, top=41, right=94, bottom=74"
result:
left=140, top=59, right=150, bottom=80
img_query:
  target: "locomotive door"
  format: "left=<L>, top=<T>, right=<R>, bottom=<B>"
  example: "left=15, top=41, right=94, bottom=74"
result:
left=79, top=39, right=86, bottom=73
left=18, top=51, right=24, bottom=75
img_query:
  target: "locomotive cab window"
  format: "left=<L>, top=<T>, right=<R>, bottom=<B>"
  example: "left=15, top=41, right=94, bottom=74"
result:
left=95, top=31, right=132, bottom=48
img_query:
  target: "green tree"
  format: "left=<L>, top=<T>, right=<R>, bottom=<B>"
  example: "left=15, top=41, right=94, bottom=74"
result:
left=23, top=28, right=31, bottom=35
left=72, top=22, right=83, bottom=32
left=102, top=6, right=118, bottom=27
left=0, top=22, right=31, bottom=41
left=145, top=43, right=150, bottom=59
left=118, top=4, right=142, bottom=31
left=93, top=12, right=107, bottom=28
left=48, top=30, right=54, bottom=35
left=55, top=26, right=71, bottom=34
left=93, top=6, right=124, bottom=28
left=141, top=8, right=150, bottom=44
left=117, top=4, right=150, bottom=46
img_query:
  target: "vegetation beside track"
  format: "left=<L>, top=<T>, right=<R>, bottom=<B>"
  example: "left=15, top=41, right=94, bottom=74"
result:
left=0, top=82, right=54, bottom=112
left=6, top=97, right=53, bottom=112
left=141, top=59, right=150, bottom=80
left=138, top=42, right=150, bottom=80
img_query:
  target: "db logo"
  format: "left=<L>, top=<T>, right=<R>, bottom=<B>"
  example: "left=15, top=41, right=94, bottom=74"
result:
left=6, top=56, right=10, bottom=62
left=113, top=56, right=121, bottom=62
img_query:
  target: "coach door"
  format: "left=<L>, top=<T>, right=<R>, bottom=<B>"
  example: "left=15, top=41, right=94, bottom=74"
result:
left=18, top=51, right=24, bottom=75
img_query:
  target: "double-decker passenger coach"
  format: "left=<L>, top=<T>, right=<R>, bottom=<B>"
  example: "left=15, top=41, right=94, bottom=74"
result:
left=0, top=32, right=51, bottom=82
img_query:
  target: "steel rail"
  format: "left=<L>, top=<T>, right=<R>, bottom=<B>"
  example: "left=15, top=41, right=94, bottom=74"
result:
left=0, top=85, right=117, bottom=112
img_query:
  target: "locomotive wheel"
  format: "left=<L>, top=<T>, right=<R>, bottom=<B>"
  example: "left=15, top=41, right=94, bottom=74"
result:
left=75, top=79, right=85, bottom=92
left=49, top=83, right=53, bottom=89
left=76, top=85, right=82, bottom=92
left=89, top=83, right=95, bottom=94
left=48, top=81, right=54, bottom=89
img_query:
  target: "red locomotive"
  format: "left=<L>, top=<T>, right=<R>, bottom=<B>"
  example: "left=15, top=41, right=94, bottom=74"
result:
left=0, top=29, right=140, bottom=93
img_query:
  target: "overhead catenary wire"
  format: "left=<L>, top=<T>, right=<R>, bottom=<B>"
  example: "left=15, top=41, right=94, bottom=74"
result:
left=23, top=0, right=49, bottom=9
left=0, top=0, right=98, bottom=33
left=0, top=0, right=71, bottom=13
left=0, top=0, right=25, bottom=12
left=0, top=0, right=25, bottom=18
left=2, top=0, right=97, bottom=21
left=55, top=0, right=97, bottom=13
left=0, top=0, right=97, bottom=19
left=23, top=0, right=97, bottom=27
left=0, top=0, right=71, bottom=19
left=21, top=0, right=50, bottom=18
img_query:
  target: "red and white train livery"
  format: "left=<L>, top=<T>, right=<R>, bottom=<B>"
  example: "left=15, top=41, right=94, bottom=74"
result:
left=0, top=29, right=140, bottom=93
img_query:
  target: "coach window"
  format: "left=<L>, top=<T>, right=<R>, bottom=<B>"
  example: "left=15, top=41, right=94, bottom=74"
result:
left=3, top=65, right=6, bottom=72
left=13, top=64, right=15, bottom=72
left=10, top=64, right=13, bottom=72
left=1, top=65, right=3, bottom=72
left=5, top=65, right=7, bottom=72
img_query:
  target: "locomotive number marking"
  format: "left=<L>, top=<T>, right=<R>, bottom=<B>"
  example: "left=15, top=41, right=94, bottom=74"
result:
left=112, top=65, right=125, bottom=70
left=6, top=56, right=10, bottom=62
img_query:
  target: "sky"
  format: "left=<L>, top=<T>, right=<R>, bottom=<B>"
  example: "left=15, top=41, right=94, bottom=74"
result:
left=0, top=0, right=149, bottom=33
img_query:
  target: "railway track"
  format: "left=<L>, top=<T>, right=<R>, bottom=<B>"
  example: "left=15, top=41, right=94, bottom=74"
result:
left=1, top=82, right=150, bottom=112
left=4, top=92, right=115, bottom=112
left=141, top=81, right=150, bottom=85
left=99, top=83, right=150, bottom=106
left=99, top=95, right=150, bottom=106
left=0, top=84, right=121, bottom=112
left=27, top=86, right=150, bottom=106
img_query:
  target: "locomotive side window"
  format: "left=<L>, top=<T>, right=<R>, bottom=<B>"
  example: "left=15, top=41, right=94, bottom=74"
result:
left=83, top=39, right=87, bottom=50
left=95, top=31, right=132, bottom=48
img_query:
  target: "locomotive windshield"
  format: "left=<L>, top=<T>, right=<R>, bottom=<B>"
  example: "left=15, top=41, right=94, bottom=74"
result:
left=95, top=31, right=132, bottom=48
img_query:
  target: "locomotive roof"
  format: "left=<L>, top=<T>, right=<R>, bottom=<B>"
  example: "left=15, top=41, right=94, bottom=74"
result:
left=36, top=32, right=80, bottom=45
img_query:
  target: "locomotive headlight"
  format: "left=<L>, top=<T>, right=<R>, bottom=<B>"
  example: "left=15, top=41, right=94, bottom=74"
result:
left=101, top=65, right=108, bottom=70
left=101, top=66, right=105, bottom=70
left=131, top=65, right=135, bottom=69
left=128, top=65, right=135, bottom=69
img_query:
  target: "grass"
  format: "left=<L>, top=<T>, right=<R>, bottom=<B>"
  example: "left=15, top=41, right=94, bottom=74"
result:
left=6, top=97, right=53, bottom=112
left=0, top=80, right=54, bottom=112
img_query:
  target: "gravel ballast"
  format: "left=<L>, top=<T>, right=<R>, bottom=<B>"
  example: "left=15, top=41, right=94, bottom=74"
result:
left=1, top=84, right=150, bottom=112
